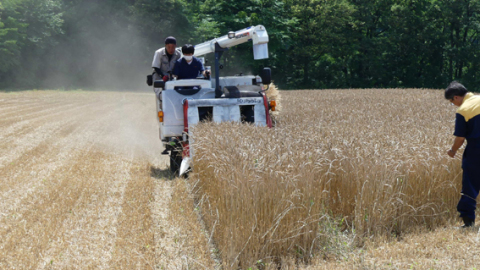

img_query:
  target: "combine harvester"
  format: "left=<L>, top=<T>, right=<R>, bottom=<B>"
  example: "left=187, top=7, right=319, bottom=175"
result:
left=147, top=25, right=276, bottom=176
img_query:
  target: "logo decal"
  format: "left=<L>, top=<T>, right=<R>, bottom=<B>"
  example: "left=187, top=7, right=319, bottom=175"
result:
left=235, top=32, right=250, bottom=39
left=237, top=98, right=262, bottom=104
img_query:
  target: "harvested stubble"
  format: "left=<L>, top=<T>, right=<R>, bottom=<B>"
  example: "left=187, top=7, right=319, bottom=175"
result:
left=189, top=89, right=462, bottom=268
left=0, top=90, right=215, bottom=269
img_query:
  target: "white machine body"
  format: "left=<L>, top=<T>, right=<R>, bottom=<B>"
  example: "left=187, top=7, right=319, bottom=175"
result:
left=156, top=25, right=268, bottom=62
left=156, top=76, right=267, bottom=142
left=150, top=25, right=272, bottom=176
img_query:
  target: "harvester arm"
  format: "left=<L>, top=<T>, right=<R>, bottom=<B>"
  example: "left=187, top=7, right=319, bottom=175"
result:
left=194, top=25, right=269, bottom=60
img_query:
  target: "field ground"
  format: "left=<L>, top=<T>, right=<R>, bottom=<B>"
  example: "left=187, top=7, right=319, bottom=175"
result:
left=1, top=89, right=480, bottom=269
left=0, top=90, right=215, bottom=269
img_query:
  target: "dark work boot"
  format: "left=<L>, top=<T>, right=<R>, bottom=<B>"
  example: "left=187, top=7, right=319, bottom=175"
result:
left=461, top=216, right=475, bottom=228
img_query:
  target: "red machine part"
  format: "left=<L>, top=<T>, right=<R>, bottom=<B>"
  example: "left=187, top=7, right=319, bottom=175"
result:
left=182, top=142, right=190, bottom=159
left=183, top=99, right=189, bottom=134
left=262, top=93, right=273, bottom=128
left=182, top=100, right=190, bottom=159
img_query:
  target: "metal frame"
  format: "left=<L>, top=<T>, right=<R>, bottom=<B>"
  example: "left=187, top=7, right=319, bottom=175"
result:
left=214, top=42, right=228, bottom=98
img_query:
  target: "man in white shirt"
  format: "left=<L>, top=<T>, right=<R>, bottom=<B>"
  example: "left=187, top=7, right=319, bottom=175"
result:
left=151, top=36, right=182, bottom=100
left=152, top=36, right=182, bottom=80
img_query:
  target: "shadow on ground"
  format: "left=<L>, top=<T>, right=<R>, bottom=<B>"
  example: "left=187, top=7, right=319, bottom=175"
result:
left=150, top=166, right=174, bottom=180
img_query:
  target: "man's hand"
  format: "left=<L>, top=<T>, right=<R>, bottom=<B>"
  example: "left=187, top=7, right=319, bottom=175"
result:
left=448, top=136, right=465, bottom=158
left=162, top=75, right=169, bottom=82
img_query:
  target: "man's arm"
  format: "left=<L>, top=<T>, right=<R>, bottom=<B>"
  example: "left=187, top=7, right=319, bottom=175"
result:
left=448, top=113, right=467, bottom=158
left=448, top=136, right=466, bottom=158
left=199, top=61, right=209, bottom=77
left=152, top=51, right=165, bottom=77
left=154, top=68, right=163, bottom=77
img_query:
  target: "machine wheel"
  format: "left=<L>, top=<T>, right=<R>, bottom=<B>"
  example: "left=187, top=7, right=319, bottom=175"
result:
left=170, top=151, right=183, bottom=174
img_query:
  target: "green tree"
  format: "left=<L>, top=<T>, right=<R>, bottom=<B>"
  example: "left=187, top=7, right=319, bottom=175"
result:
left=3, top=0, right=480, bottom=90
left=439, top=0, right=480, bottom=88
left=286, top=0, right=357, bottom=89
left=131, top=0, right=190, bottom=42
left=0, top=0, right=63, bottom=88
left=0, top=0, right=27, bottom=74
left=191, top=0, right=297, bottom=85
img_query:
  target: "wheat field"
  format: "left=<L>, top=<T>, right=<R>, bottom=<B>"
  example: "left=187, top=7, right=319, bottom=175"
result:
left=1, top=89, right=478, bottom=269
left=189, top=89, right=468, bottom=269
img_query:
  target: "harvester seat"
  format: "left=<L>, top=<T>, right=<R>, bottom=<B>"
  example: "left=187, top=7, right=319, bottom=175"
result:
left=221, top=86, right=263, bottom=98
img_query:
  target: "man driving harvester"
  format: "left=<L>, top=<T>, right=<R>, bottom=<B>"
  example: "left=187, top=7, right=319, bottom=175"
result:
left=173, top=44, right=210, bottom=80
left=152, top=36, right=182, bottom=100
left=445, top=81, right=480, bottom=228
left=152, top=36, right=181, bottom=81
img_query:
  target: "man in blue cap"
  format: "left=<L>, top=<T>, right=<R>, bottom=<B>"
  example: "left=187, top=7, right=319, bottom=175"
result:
left=173, top=44, right=210, bottom=80
left=446, top=81, right=480, bottom=228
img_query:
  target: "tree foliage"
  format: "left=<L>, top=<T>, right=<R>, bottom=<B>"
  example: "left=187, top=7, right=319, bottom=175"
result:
left=0, top=0, right=27, bottom=73
left=2, top=0, right=480, bottom=90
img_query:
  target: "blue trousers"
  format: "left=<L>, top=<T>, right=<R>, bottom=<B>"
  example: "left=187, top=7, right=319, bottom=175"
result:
left=457, top=144, right=480, bottom=221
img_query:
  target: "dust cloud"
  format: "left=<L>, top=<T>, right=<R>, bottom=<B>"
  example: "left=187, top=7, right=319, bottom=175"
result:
left=35, top=2, right=164, bottom=92
left=92, top=92, right=166, bottom=165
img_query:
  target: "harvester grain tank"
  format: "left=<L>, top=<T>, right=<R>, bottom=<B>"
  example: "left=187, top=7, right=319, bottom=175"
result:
left=147, top=25, right=276, bottom=176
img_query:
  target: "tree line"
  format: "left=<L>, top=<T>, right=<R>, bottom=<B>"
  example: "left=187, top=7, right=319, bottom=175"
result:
left=1, top=0, right=480, bottom=90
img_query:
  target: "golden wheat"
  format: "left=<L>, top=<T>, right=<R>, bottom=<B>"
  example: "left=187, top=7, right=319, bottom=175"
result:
left=189, top=89, right=462, bottom=268
left=0, top=89, right=470, bottom=269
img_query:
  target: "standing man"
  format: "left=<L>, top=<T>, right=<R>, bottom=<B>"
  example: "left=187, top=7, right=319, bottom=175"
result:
left=446, top=81, right=480, bottom=228
left=152, top=36, right=182, bottom=100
